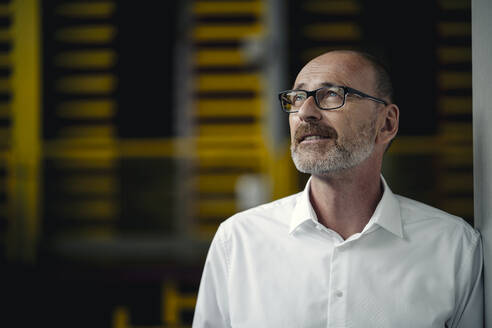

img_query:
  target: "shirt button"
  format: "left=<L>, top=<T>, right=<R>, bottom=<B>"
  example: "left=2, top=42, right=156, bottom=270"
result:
left=335, top=291, right=343, bottom=297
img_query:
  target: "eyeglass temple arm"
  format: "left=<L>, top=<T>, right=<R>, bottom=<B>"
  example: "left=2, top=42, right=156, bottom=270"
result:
left=345, top=87, right=388, bottom=105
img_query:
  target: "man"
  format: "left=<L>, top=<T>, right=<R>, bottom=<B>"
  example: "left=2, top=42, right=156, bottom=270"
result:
left=192, top=50, right=483, bottom=327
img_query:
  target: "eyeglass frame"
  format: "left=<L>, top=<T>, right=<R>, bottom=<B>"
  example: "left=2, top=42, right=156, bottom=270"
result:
left=278, top=85, right=388, bottom=113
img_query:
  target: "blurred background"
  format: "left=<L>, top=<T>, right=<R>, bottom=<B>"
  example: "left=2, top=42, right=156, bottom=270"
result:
left=1, top=0, right=472, bottom=327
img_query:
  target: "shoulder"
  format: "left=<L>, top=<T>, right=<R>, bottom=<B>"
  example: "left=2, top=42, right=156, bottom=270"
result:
left=396, top=194, right=480, bottom=245
left=217, top=192, right=301, bottom=241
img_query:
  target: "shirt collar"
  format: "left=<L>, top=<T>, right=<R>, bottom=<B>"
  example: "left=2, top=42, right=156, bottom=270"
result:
left=289, top=178, right=317, bottom=234
left=289, top=175, right=403, bottom=239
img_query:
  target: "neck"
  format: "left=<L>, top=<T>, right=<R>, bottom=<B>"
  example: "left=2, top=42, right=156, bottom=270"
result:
left=309, top=160, right=383, bottom=240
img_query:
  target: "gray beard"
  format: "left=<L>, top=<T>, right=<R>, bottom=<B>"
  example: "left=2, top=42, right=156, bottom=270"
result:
left=290, top=121, right=376, bottom=175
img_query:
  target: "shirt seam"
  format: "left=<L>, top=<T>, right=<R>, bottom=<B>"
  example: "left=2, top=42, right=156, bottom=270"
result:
left=454, top=228, right=480, bottom=279
left=217, top=225, right=232, bottom=281
left=449, top=229, right=481, bottom=327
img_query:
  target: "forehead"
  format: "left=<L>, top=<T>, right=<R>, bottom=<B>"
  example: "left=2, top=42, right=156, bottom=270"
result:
left=294, top=53, right=375, bottom=91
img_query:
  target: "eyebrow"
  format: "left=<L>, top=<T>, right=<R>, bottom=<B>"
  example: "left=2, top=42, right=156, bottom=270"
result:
left=293, top=82, right=335, bottom=90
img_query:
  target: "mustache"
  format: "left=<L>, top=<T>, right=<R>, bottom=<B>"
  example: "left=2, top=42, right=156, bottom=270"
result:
left=294, top=123, right=338, bottom=143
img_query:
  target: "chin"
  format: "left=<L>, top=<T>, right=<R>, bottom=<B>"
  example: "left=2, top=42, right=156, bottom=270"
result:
left=291, top=145, right=375, bottom=175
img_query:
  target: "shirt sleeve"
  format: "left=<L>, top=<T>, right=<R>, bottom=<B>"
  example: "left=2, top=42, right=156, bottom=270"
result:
left=192, top=225, right=231, bottom=328
left=447, top=230, right=484, bottom=328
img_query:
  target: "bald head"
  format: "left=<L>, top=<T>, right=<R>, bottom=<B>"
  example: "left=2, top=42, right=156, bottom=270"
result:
left=300, top=50, right=393, bottom=103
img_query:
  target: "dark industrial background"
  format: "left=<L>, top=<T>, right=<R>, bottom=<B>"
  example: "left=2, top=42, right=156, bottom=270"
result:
left=1, top=0, right=472, bottom=327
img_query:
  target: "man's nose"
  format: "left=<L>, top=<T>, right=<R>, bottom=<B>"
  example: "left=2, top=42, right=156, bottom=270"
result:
left=297, top=96, right=322, bottom=122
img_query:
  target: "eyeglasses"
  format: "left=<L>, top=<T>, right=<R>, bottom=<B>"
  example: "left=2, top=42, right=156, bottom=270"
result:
left=278, top=85, right=388, bottom=113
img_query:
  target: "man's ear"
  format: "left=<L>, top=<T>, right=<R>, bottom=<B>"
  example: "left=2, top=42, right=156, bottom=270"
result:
left=376, top=104, right=399, bottom=146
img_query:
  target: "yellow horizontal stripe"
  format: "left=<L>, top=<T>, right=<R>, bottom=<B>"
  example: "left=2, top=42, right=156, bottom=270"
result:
left=58, top=125, right=115, bottom=139
left=303, top=0, right=360, bottom=14
left=0, top=4, right=10, bottom=16
left=0, top=103, right=9, bottom=118
left=43, top=141, right=117, bottom=159
left=439, top=144, right=473, bottom=157
left=197, top=146, right=264, bottom=157
left=44, top=137, right=116, bottom=147
left=196, top=199, right=236, bottom=217
left=43, top=157, right=115, bottom=169
left=56, top=2, right=116, bottom=18
left=440, top=122, right=472, bottom=134
left=197, top=123, right=262, bottom=137
left=177, top=296, right=197, bottom=308
left=437, top=47, right=471, bottom=64
left=439, top=147, right=474, bottom=164
left=195, top=98, right=262, bottom=117
left=0, top=53, right=10, bottom=67
left=57, top=99, right=116, bottom=119
left=198, top=155, right=263, bottom=170
left=57, top=200, right=118, bottom=219
left=66, top=226, right=118, bottom=239
left=195, top=223, right=221, bottom=239
left=437, top=96, right=471, bottom=115
left=196, top=73, right=261, bottom=91
left=44, top=138, right=192, bottom=159
left=193, top=24, right=263, bottom=41
left=0, top=78, right=11, bottom=92
left=438, top=72, right=471, bottom=89
left=0, top=127, right=10, bottom=146
left=438, top=0, right=470, bottom=10
left=56, top=25, right=117, bottom=43
left=440, top=151, right=473, bottom=167
left=438, top=22, right=471, bottom=37
left=0, top=30, right=11, bottom=42
left=440, top=173, right=473, bottom=193
left=439, top=122, right=472, bottom=143
left=0, top=150, right=9, bottom=162
left=197, top=150, right=265, bottom=172
left=56, top=74, right=117, bottom=94
left=55, top=50, right=117, bottom=69
left=304, top=23, right=361, bottom=40
left=60, top=176, right=117, bottom=194
left=193, top=1, right=264, bottom=14
left=195, top=49, right=245, bottom=66
left=387, top=136, right=438, bottom=155
left=194, top=174, right=239, bottom=193
left=196, top=135, right=263, bottom=148
left=118, top=139, right=175, bottom=157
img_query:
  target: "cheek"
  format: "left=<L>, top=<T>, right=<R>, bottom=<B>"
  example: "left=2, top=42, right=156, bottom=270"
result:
left=343, top=112, right=369, bottom=136
left=329, top=116, right=352, bottom=140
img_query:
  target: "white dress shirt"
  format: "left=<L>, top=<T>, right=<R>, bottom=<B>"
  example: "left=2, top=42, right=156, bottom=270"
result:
left=193, top=177, right=483, bottom=328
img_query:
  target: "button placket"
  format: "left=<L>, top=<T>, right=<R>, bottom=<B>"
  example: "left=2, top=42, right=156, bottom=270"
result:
left=327, top=246, right=348, bottom=327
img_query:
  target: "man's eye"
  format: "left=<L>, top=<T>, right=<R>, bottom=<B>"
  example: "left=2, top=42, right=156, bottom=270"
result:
left=323, top=90, right=342, bottom=99
left=293, top=95, right=305, bottom=103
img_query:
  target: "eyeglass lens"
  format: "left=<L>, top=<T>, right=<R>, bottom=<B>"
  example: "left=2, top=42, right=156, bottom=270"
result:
left=281, top=86, right=345, bottom=111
